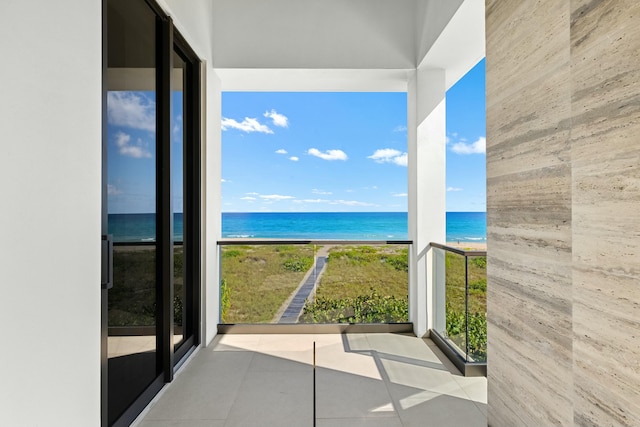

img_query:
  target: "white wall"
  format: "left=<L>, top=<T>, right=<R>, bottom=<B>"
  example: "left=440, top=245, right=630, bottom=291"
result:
left=211, top=0, right=416, bottom=69
left=203, top=69, right=223, bottom=345
left=0, top=1, right=102, bottom=426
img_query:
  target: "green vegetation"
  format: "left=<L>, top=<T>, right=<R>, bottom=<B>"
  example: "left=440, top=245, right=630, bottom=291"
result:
left=220, top=244, right=315, bottom=323
left=111, top=244, right=486, bottom=360
left=300, top=288, right=407, bottom=323
left=109, top=245, right=185, bottom=327
left=301, top=245, right=409, bottom=323
left=220, top=278, right=231, bottom=323
left=444, top=253, right=487, bottom=361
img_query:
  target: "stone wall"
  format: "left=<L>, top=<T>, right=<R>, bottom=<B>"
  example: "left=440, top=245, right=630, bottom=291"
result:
left=486, top=1, right=640, bottom=425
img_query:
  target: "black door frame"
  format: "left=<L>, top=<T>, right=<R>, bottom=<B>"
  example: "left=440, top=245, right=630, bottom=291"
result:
left=101, top=1, right=202, bottom=425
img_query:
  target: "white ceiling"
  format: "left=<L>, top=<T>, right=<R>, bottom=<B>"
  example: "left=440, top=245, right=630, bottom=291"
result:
left=161, top=0, right=484, bottom=91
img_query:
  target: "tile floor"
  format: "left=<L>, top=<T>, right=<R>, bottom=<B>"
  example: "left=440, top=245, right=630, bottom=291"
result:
left=135, top=333, right=486, bottom=427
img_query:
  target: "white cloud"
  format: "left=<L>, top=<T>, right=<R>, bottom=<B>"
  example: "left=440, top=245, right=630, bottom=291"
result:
left=259, top=194, right=295, bottom=200
left=294, top=199, right=330, bottom=204
left=173, top=114, right=182, bottom=136
left=393, top=153, right=408, bottom=166
left=447, top=187, right=463, bottom=192
left=307, top=148, right=348, bottom=161
left=275, top=149, right=288, bottom=154
left=107, top=92, right=156, bottom=132
left=289, top=156, right=299, bottom=162
left=392, top=193, right=407, bottom=197
left=368, top=148, right=407, bottom=167
left=240, top=196, right=256, bottom=200
left=450, top=137, right=486, bottom=155
left=312, top=189, right=332, bottom=195
left=221, top=117, right=273, bottom=134
left=114, top=131, right=152, bottom=158
left=393, top=125, right=407, bottom=132
left=246, top=192, right=259, bottom=195
left=221, top=178, right=228, bottom=183
left=107, top=184, right=122, bottom=195
left=264, top=109, right=289, bottom=128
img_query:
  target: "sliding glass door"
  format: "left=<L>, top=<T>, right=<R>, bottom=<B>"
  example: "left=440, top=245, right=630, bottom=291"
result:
left=102, top=1, right=200, bottom=425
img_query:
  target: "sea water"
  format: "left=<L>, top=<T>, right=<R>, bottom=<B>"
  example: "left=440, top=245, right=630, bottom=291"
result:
left=108, top=212, right=485, bottom=242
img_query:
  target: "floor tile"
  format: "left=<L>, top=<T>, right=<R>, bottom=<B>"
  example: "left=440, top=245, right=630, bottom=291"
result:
left=138, top=420, right=225, bottom=427
left=136, top=334, right=487, bottom=427
left=143, top=352, right=252, bottom=421
left=396, top=392, right=486, bottom=427
left=317, top=417, right=404, bottom=427
left=224, top=370, right=313, bottom=427
left=316, top=368, right=396, bottom=419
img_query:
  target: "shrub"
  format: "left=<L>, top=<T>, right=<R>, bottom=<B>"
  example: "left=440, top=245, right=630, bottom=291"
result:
left=300, top=288, right=408, bottom=323
left=222, top=249, right=242, bottom=258
left=220, top=278, right=231, bottom=322
left=282, top=256, right=314, bottom=272
left=445, top=304, right=487, bottom=361
left=469, top=278, right=486, bottom=293
left=471, top=256, right=486, bottom=268
left=384, top=250, right=408, bottom=272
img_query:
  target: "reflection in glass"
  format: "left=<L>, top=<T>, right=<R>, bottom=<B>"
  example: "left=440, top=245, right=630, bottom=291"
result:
left=172, top=51, right=187, bottom=350
left=106, top=0, right=158, bottom=424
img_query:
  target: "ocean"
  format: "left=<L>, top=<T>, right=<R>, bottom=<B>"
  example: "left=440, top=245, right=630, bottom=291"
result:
left=108, top=212, right=486, bottom=243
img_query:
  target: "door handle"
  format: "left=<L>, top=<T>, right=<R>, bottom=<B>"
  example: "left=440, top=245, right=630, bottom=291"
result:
left=101, top=234, right=113, bottom=289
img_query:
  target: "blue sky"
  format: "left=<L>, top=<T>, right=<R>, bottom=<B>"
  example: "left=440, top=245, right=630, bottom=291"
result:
left=445, top=58, right=486, bottom=211
left=222, top=59, right=486, bottom=212
left=107, top=59, right=485, bottom=214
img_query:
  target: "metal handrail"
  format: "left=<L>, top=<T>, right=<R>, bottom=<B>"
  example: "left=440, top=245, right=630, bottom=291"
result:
left=429, top=242, right=486, bottom=257
left=218, top=239, right=412, bottom=245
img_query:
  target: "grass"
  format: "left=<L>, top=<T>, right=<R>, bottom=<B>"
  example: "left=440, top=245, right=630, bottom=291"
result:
left=220, top=244, right=315, bottom=323
left=220, top=244, right=410, bottom=324
left=300, top=245, right=409, bottom=323
left=312, top=245, right=408, bottom=300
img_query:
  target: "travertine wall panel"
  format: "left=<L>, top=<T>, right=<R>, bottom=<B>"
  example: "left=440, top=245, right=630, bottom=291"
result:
left=571, top=0, right=640, bottom=425
left=487, top=0, right=640, bottom=425
left=486, top=0, right=573, bottom=426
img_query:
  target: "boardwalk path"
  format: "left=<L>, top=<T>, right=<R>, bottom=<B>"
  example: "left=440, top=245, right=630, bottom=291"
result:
left=274, top=246, right=331, bottom=323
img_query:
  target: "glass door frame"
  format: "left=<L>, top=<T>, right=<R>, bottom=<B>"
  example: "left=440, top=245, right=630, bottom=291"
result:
left=101, top=1, right=202, bottom=425
left=172, top=25, right=202, bottom=368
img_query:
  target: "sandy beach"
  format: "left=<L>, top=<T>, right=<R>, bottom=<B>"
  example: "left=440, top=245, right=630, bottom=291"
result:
left=446, top=241, right=487, bottom=251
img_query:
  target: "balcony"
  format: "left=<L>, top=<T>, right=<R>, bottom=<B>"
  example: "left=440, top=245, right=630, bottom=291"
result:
left=131, top=239, right=487, bottom=426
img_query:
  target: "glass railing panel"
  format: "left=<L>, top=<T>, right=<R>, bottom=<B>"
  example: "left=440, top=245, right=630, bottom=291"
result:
left=219, top=241, right=410, bottom=324
left=444, top=250, right=468, bottom=358
left=430, top=242, right=487, bottom=367
left=220, top=244, right=316, bottom=323
left=466, top=255, right=487, bottom=362
left=300, top=244, right=409, bottom=324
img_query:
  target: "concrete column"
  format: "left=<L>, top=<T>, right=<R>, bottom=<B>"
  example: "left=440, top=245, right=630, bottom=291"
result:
left=408, top=68, right=447, bottom=338
left=203, top=67, right=222, bottom=346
